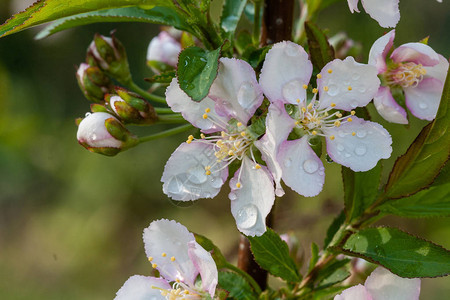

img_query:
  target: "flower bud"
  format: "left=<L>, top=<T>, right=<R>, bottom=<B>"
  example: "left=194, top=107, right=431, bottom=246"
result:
left=106, top=88, right=157, bottom=125
left=87, top=33, right=131, bottom=83
left=328, top=32, right=362, bottom=60
left=77, top=112, right=138, bottom=156
left=76, top=63, right=112, bottom=103
left=146, top=31, right=182, bottom=73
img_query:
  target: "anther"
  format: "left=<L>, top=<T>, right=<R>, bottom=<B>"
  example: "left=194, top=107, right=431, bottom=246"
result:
left=152, top=263, right=158, bottom=268
left=317, top=74, right=322, bottom=79
left=255, top=164, right=261, bottom=169
left=312, top=130, right=317, bottom=135
left=347, top=117, right=353, bottom=122
left=200, top=133, right=206, bottom=139
left=348, top=86, right=352, bottom=91
left=148, top=257, right=153, bottom=262
left=324, top=86, right=329, bottom=92
left=351, top=110, right=356, bottom=115
left=334, top=120, right=341, bottom=127
left=307, top=103, right=313, bottom=109
left=296, top=99, right=301, bottom=103
left=301, top=107, right=307, bottom=113
left=205, top=170, right=211, bottom=175
left=330, top=103, right=336, bottom=108
left=302, top=84, right=308, bottom=89
left=337, top=113, right=343, bottom=118
left=171, top=256, right=176, bottom=262
left=330, top=135, right=335, bottom=140
left=313, top=88, right=318, bottom=94
left=162, top=253, right=167, bottom=257
left=240, top=131, right=246, bottom=137
left=236, top=182, right=242, bottom=188
left=202, top=113, right=208, bottom=119
left=228, top=150, right=234, bottom=156
left=327, top=69, right=333, bottom=74
left=205, top=108, right=211, bottom=113
left=352, top=132, right=356, bottom=136
left=237, top=122, right=242, bottom=127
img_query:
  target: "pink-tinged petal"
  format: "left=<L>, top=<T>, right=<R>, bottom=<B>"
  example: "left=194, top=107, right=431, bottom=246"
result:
left=77, top=112, right=123, bottom=148
left=277, top=136, right=325, bottom=197
left=368, top=30, right=395, bottom=73
left=209, top=58, right=263, bottom=124
left=324, top=117, right=392, bottom=172
left=404, top=77, right=444, bottom=121
left=147, top=32, right=182, bottom=67
left=254, top=101, right=296, bottom=197
left=365, top=267, right=421, bottom=300
left=188, top=241, right=218, bottom=297
left=391, top=43, right=440, bottom=66
left=229, top=157, right=275, bottom=237
left=334, top=284, right=373, bottom=300
left=317, top=57, right=380, bottom=111
left=143, top=219, right=198, bottom=286
left=259, top=41, right=313, bottom=104
left=347, top=0, right=360, bottom=13
left=361, top=0, right=399, bottom=28
left=161, top=142, right=228, bottom=201
left=424, top=54, right=449, bottom=84
left=166, top=78, right=228, bottom=133
left=373, top=87, right=408, bottom=124
left=115, top=275, right=170, bottom=300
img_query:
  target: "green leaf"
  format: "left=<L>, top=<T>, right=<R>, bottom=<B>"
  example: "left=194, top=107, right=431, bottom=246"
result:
left=194, top=233, right=227, bottom=268
left=334, top=227, right=450, bottom=278
left=218, top=271, right=257, bottom=300
left=342, top=163, right=382, bottom=222
left=248, top=229, right=301, bottom=282
left=385, top=68, right=450, bottom=199
left=220, top=0, right=248, bottom=35
left=304, top=21, right=335, bottom=70
left=36, top=6, right=191, bottom=39
left=0, top=0, right=173, bottom=38
left=313, top=285, right=349, bottom=300
left=379, top=183, right=450, bottom=218
left=323, top=210, right=345, bottom=248
left=317, top=268, right=350, bottom=290
left=432, top=160, right=450, bottom=187
left=177, top=46, right=221, bottom=102
left=308, top=242, right=320, bottom=272
left=145, top=70, right=176, bottom=84
left=314, top=258, right=351, bottom=287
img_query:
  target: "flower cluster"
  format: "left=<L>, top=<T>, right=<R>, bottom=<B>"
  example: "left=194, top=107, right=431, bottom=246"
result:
left=115, top=219, right=218, bottom=300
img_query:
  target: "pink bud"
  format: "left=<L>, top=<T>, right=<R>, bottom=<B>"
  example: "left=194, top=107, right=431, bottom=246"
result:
left=146, top=32, right=182, bottom=67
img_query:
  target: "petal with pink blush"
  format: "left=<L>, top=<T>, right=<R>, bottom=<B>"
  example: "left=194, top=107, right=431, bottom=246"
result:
left=347, top=0, right=360, bottom=13
left=143, top=219, right=198, bottom=286
left=368, top=30, right=395, bottom=73
left=229, top=157, right=275, bottom=237
left=317, top=57, right=380, bottom=111
left=161, top=142, right=228, bottom=201
left=259, top=41, right=313, bottom=104
left=115, top=275, right=170, bottom=300
left=277, top=136, right=325, bottom=197
left=334, top=284, right=373, bottom=300
left=188, top=241, right=218, bottom=297
left=254, top=101, right=296, bottom=197
left=324, top=117, right=392, bottom=172
left=391, top=43, right=440, bottom=66
left=404, top=77, right=444, bottom=121
left=424, top=54, right=450, bottom=84
left=166, top=78, right=228, bottom=133
left=373, top=87, right=408, bottom=124
left=365, top=267, right=421, bottom=300
left=361, top=0, right=400, bottom=28
left=209, top=58, right=263, bottom=124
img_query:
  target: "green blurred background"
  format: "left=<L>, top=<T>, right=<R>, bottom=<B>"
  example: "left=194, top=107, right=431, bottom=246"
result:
left=0, top=0, right=448, bottom=299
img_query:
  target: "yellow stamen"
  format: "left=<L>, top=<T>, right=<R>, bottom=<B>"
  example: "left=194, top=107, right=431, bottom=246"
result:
left=162, top=253, right=167, bottom=257
left=148, top=257, right=153, bottom=262
left=330, top=135, right=335, bottom=140
left=152, top=263, right=157, bottom=268
left=200, top=133, right=206, bottom=139
left=352, top=132, right=356, bottom=136
left=348, top=86, right=352, bottom=91
left=255, top=164, right=261, bottom=169
left=313, top=88, right=318, bottom=94
left=205, top=170, right=211, bottom=175
left=330, top=103, right=336, bottom=108
left=337, top=113, right=343, bottom=118
left=324, top=86, right=329, bottom=92
left=312, top=130, right=317, bottom=135
left=351, top=110, right=356, bottom=115
left=296, top=98, right=301, bottom=103
left=171, top=256, right=176, bottom=262
left=240, top=131, right=246, bottom=137
left=302, top=84, right=308, bottom=89
left=307, top=103, right=313, bottom=109
left=205, top=108, right=211, bottom=113
left=347, top=117, right=353, bottom=122
left=317, top=74, right=322, bottom=79
left=327, top=69, right=333, bottom=74
left=237, top=122, right=242, bottom=127
left=301, top=107, right=307, bottom=113
left=334, top=120, right=341, bottom=127
left=236, top=182, right=241, bottom=188
left=202, top=113, right=208, bottom=119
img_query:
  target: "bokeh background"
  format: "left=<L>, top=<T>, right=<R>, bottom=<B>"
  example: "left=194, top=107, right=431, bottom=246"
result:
left=0, top=0, right=449, bottom=299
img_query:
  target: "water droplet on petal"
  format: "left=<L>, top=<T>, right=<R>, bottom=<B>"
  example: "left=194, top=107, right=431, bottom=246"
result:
left=350, top=100, right=358, bottom=108
left=211, top=177, right=224, bottom=188
left=327, top=84, right=339, bottom=96
left=338, top=131, right=346, bottom=137
left=303, top=159, right=319, bottom=174
left=284, top=158, right=292, bottom=167
left=344, top=152, right=351, bottom=158
left=187, top=166, right=208, bottom=184
left=237, top=81, right=257, bottom=108
left=282, top=80, right=302, bottom=102
left=91, top=133, right=97, bottom=141
left=337, top=144, right=344, bottom=151
left=236, top=204, right=258, bottom=229
left=358, top=87, right=366, bottom=93
left=357, top=130, right=367, bottom=138
left=355, top=145, right=367, bottom=156
left=352, top=73, right=360, bottom=80
left=419, top=102, right=428, bottom=109
left=318, top=167, right=325, bottom=176
left=167, top=176, right=183, bottom=194
left=229, top=192, right=237, bottom=201
left=85, top=112, right=91, bottom=117
left=204, top=192, right=211, bottom=198
left=285, top=43, right=299, bottom=56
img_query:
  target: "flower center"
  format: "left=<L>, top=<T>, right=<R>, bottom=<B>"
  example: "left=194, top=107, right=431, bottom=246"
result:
left=387, top=62, right=427, bottom=88
left=294, top=95, right=355, bottom=140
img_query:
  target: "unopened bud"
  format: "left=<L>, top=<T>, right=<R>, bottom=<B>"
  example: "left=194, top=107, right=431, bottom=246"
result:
left=146, top=31, right=181, bottom=73
left=328, top=32, right=362, bottom=60
left=76, top=63, right=112, bottom=103
left=77, top=112, right=138, bottom=156
left=106, top=88, right=157, bottom=124
left=87, top=33, right=131, bottom=83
